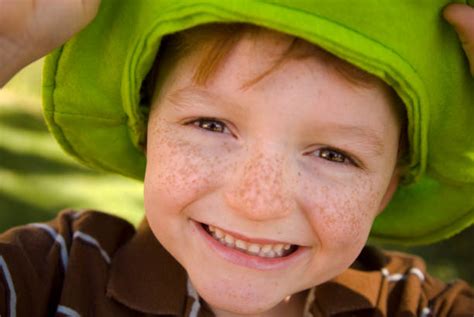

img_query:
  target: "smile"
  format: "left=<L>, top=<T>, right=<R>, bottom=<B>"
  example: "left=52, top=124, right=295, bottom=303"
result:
left=201, top=223, right=298, bottom=259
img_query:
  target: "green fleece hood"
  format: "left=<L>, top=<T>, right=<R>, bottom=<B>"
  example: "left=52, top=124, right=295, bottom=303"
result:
left=42, top=0, right=474, bottom=245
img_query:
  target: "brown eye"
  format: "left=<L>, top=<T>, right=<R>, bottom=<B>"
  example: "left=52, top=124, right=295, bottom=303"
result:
left=315, top=148, right=351, bottom=164
left=191, top=118, right=228, bottom=133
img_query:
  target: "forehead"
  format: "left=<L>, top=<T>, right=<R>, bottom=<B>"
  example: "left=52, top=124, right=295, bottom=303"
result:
left=164, top=29, right=398, bottom=108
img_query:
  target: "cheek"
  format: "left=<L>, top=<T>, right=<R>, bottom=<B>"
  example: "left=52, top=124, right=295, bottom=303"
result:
left=144, top=120, right=229, bottom=213
left=301, top=176, right=380, bottom=249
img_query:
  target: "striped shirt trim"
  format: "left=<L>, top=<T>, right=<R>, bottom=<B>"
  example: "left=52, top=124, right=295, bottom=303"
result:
left=381, top=267, right=425, bottom=283
left=409, top=267, right=425, bottom=282
left=30, top=223, right=69, bottom=271
left=303, top=287, right=316, bottom=317
left=73, top=231, right=111, bottom=264
left=69, top=212, right=82, bottom=220
left=187, top=278, right=201, bottom=317
left=57, top=305, right=81, bottom=317
left=420, top=306, right=431, bottom=317
left=0, top=256, right=17, bottom=317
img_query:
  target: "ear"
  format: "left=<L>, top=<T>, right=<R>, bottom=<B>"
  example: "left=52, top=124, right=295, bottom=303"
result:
left=377, top=168, right=401, bottom=215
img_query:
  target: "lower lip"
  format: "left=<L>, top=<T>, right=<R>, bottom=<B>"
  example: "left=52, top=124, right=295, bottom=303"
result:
left=192, top=220, right=308, bottom=271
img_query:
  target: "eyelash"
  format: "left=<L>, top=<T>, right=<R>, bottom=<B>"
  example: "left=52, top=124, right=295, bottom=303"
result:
left=312, top=148, right=356, bottom=166
left=187, top=117, right=231, bottom=134
left=186, top=117, right=357, bottom=166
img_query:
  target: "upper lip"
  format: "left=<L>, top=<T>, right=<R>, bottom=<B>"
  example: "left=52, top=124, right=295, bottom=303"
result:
left=202, top=221, right=296, bottom=246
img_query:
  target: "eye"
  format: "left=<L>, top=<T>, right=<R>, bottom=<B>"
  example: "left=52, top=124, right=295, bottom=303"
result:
left=314, top=148, right=355, bottom=166
left=187, top=117, right=230, bottom=134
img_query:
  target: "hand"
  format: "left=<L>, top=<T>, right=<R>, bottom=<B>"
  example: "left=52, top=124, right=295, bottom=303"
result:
left=443, top=3, right=474, bottom=76
left=0, top=0, right=101, bottom=87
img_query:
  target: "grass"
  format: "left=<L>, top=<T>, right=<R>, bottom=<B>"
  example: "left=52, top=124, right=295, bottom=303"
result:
left=1, top=60, right=472, bottom=285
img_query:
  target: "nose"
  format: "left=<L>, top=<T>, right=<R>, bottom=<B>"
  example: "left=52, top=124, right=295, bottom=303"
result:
left=224, top=147, right=295, bottom=221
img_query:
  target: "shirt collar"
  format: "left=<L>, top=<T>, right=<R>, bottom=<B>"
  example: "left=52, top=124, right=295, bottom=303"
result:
left=106, top=217, right=188, bottom=316
left=312, top=268, right=384, bottom=316
left=310, top=246, right=389, bottom=316
left=107, top=218, right=390, bottom=316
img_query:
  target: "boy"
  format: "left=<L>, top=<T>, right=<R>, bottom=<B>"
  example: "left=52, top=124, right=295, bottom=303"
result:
left=1, top=1, right=473, bottom=316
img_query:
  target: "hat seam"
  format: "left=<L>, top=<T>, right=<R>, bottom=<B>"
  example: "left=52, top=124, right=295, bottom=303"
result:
left=43, top=45, right=130, bottom=174
left=43, top=110, right=127, bottom=123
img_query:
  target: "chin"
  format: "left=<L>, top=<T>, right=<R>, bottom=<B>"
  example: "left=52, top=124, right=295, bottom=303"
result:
left=188, top=270, right=285, bottom=315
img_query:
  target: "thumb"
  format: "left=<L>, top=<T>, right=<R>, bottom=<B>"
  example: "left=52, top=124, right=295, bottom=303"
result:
left=443, top=3, right=474, bottom=75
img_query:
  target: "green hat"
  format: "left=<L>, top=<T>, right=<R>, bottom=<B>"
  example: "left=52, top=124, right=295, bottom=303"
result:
left=42, top=0, right=474, bottom=245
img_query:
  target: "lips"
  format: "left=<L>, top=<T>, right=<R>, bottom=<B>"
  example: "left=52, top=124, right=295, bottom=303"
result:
left=201, top=223, right=298, bottom=259
left=193, top=220, right=306, bottom=270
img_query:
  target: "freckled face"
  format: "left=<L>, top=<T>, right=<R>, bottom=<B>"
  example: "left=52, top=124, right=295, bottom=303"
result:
left=144, top=32, right=401, bottom=315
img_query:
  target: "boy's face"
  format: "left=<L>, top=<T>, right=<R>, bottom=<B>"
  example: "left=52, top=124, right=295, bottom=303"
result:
left=144, top=31, right=401, bottom=315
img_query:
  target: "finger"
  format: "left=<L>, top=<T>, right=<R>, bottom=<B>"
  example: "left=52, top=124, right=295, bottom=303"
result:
left=35, top=0, right=101, bottom=31
left=32, top=0, right=101, bottom=49
left=78, top=0, right=102, bottom=27
left=443, top=3, right=474, bottom=75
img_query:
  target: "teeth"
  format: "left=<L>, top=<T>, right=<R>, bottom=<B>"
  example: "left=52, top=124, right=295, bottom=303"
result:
left=224, top=234, right=235, bottom=247
left=207, top=224, right=293, bottom=258
left=235, top=239, right=247, bottom=250
left=261, top=244, right=272, bottom=253
left=248, top=244, right=261, bottom=255
left=215, top=228, right=224, bottom=239
left=265, top=250, right=276, bottom=258
left=274, top=244, right=283, bottom=252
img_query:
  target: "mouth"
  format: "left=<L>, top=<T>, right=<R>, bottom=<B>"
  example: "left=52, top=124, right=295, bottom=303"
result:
left=200, top=222, right=299, bottom=259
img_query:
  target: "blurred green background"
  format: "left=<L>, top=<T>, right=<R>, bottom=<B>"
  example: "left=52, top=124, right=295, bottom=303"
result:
left=1, top=60, right=472, bottom=285
left=0, top=60, right=144, bottom=230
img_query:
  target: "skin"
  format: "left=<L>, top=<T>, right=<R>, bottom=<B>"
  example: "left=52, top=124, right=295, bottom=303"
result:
left=0, top=2, right=471, bottom=317
left=0, top=0, right=101, bottom=87
left=144, top=30, right=402, bottom=316
left=443, top=3, right=474, bottom=75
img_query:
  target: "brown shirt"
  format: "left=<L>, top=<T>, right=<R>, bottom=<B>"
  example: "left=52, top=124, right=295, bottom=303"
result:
left=0, top=209, right=472, bottom=317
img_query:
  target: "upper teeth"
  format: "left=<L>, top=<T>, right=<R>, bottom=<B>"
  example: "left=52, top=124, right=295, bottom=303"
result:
left=208, top=225, right=292, bottom=258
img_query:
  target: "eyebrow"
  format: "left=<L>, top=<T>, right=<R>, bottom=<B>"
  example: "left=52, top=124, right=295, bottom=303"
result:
left=167, top=86, right=386, bottom=156
left=167, top=86, right=246, bottom=116
left=318, top=124, right=385, bottom=156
